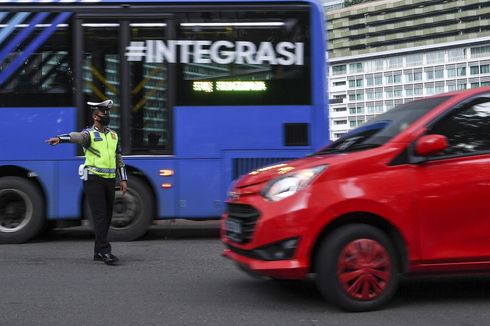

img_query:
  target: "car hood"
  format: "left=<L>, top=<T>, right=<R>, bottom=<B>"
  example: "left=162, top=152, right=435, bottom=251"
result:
left=234, top=154, right=336, bottom=188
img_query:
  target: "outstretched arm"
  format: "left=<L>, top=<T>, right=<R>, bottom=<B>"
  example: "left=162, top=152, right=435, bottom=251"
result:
left=46, top=131, right=90, bottom=147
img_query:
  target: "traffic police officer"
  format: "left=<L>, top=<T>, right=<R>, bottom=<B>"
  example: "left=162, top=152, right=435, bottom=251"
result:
left=46, top=99, right=128, bottom=265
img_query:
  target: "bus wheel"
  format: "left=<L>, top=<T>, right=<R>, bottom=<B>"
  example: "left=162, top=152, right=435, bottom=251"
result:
left=315, top=224, right=399, bottom=312
left=0, top=177, right=45, bottom=244
left=84, top=176, right=153, bottom=241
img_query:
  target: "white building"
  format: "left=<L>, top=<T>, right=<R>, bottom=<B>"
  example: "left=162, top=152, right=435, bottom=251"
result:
left=326, top=0, right=490, bottom=140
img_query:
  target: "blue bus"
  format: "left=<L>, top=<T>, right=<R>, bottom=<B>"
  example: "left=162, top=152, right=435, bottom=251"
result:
left=0, top=0, right=328, bottom=244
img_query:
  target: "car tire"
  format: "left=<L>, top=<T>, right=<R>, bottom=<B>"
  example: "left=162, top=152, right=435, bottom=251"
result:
left=0, top=176, right=45, bottom=244
left=84, top=176, right=154, bottom=241
left=315, top=224, right=400, bottom=312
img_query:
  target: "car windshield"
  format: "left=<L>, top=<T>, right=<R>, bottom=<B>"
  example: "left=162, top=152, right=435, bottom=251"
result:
left=317, top=96, right=451, bottom=154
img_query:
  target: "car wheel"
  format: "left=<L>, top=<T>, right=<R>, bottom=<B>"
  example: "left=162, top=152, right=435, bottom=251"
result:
left=0, top=177, right=45, bottom=244
left=316, top=224, right=400, bottom=312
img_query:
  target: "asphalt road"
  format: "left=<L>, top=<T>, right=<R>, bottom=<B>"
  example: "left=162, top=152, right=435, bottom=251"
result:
left=1, top=221, right=490, bottom=326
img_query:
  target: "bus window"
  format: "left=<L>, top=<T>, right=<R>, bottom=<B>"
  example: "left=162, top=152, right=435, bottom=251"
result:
left=82, top=19, right=170, bottom=154
left=128, top=21, right=169, bottom=153
left=176, top=8, right=310, bottom=105
left=0, top=12, right=73, bottom=107
left=82, top=21, right=121, bottom=134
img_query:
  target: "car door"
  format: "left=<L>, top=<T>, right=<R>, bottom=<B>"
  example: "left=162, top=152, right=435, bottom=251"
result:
left=416, top=97, right=490, bottom=262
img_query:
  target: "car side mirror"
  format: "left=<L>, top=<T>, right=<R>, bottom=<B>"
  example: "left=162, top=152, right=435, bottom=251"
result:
left=415, top=134, right=448, bottom=157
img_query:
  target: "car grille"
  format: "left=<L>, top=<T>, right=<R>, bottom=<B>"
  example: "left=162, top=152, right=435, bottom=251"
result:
left=225, top=203, right=260, bottom=244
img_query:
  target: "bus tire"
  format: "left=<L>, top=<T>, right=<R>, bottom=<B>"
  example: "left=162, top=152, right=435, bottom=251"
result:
left=315, top=224, right=399, bottom=312
left=84, top=176, right=154, bottom=241
left=0, top=176, right=45, bottom=244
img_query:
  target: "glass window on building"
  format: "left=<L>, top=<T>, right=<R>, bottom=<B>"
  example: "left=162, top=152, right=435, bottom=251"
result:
left=426, top=70, right=434, bottom=80
left=366, top=104, right=375, bottom=114
left=425, top=83, right=435, bottom=95
left=332, top=64, right=347, bottom=76
left=364, top=59, right=384, bottom=72
left=333, top=119, right=347, bottom=125
left=385, top=89, right=394, bottom=99
left=435, top=85, right=444, bottom=94
left=366, top=90, right=374, bottom=100
left=448, top=84, right=457, bottom=92
left=393, top=73, right=402, bottom=84
left=388, top=56, right=403, bottom=69
left=470, top=66, right=479, bottom=75
left=405, top=53, right=423, bottom=67
left=448, top=48, right=466, bottom=62
left=447, top=67, right=465, bottom=78
left=348, top=107, right=357, bottom=114
left=385, top=74, right=394, bottom=84
left=435, top=69, right=444, bottom=79
left=374, top=75, right=382, bottom=86
left=349, top=62, right=363, bottom=74
left=426, top=50, right=445, bottom=65
left=406, top=71, right=422, bottom=82
left=481, top=65, right=490, bottom=74
left=447, top=68, right=456, bottom=78
left=366, top=75, right=374, bottom=86
left=458, top=83, right=467, bottom=90
left=471, top=46, right=490, bottom=59
left=471, top=82, right=480, bottom=88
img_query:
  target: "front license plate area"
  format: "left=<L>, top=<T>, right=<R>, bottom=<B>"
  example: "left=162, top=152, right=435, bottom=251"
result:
left=225, top=218, right=243, bottom=242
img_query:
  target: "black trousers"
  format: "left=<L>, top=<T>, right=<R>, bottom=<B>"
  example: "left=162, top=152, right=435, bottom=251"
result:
left=84, top=174, right=116, bottom=255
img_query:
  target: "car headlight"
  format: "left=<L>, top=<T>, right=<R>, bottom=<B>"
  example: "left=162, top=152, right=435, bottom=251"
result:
left=262, top=165, right=327, bottom=202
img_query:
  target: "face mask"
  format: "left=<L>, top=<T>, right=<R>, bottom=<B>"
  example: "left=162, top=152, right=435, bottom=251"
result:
left=97, top=114, right=110, bottom=126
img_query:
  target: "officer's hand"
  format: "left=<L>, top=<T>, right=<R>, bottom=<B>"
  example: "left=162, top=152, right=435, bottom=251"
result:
left=46, top=137, right=60, bottom=146
left=120, top=180, right=128, bottom=195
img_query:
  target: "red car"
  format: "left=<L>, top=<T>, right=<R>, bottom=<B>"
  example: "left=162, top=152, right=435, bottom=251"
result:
left=221, top=87, right=490, bottom=311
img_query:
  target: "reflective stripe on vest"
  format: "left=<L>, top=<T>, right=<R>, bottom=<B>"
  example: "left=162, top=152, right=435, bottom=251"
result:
left=83, top=128, right=118, bottom=178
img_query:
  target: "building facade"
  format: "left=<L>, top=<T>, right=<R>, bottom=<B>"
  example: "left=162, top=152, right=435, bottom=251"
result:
left=326, top=0, right=490, bottom=140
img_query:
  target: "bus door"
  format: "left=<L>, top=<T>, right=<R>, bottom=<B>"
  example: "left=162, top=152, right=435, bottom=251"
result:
left=74, top=14, right=174, bottom=155
left=74, top=14, right=178, bottom=231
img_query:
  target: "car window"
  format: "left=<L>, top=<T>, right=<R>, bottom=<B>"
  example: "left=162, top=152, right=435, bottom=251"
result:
left=429, top=100, right=490, bottom=157
left=316, top=96, right=450, bottom=154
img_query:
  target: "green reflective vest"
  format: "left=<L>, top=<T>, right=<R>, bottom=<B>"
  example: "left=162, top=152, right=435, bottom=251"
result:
left=84, top=128, right=118, bottom=178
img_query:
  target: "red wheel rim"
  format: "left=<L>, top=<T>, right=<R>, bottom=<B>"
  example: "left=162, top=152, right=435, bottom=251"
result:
left=337, top=239, right=391, bottom=301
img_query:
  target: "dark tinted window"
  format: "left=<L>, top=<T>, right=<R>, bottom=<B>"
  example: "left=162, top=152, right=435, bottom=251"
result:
left=0, top=12, right=73, bottom=107
left=317, top=96, right=450, bottom=154
left=176, top=8, right=310, bottom=105
left=429, top=99, right=490, bottom=157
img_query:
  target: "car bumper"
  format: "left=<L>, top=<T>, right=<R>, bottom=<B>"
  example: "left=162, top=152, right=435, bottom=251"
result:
left=222, top=247, right=309, bottom=279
